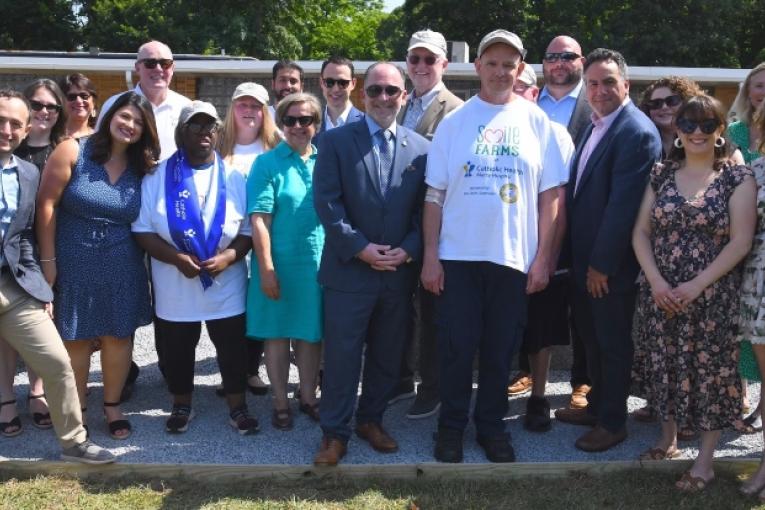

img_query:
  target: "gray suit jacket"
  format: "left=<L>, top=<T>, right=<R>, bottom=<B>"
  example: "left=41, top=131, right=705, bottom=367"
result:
left=567, top=87, right=593, bottom=145
left=2, top=158, right=53, bottom=303
left=397, top=87, right=463, bottom=141
left=313, top=120, right=429, bottom=293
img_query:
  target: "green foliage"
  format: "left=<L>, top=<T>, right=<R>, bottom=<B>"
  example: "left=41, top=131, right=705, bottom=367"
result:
left=0, top=0, right=80, bottom=51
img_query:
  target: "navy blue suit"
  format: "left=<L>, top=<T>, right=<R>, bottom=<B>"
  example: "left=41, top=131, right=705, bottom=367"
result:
left=317, top=105, right=365, bottom=136
left=313, top=119, right=429, bottom=440
left=566, top=101, right=661, bottom=432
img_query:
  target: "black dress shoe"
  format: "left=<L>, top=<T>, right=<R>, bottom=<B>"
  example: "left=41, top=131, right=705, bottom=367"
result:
left=434, top=427, right=463, bottom=463
left=477, top=434, right=516, bottom=463
left=524, top=395, right=551, bottom=433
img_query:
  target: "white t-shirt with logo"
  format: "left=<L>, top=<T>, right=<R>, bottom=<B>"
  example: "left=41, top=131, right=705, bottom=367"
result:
left=426, top=95, right=567, bottom=273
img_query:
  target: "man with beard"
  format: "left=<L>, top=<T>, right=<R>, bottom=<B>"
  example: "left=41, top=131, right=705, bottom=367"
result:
left=269, top=61, right=304, bottom=118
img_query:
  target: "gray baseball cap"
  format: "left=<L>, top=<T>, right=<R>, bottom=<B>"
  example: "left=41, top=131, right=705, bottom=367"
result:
left=407, top=29, right=447, bottom=57
left=517, top=65, right=537, bottom=86
left=179, top=100, right=220, bottom=125
left=477, top=29, right=527, bottom=59
left=232, top=82, right=269, bottom=105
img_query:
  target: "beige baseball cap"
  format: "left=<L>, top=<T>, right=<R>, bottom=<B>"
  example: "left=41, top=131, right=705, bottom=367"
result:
left=407, top=29, right=447, bottom=57
left=477, top=29, right=527, bottom=59
left=179, top=100, right=220, bottom=125
left=231, top=82, right=269, bottom=105
left=517, top=65, right=537, bottom=86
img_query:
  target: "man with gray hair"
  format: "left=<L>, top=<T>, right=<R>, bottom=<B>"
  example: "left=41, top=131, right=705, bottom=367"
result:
left=391, top=29, right=463, bottom=421
left=99, top=40, right=191, bottom=160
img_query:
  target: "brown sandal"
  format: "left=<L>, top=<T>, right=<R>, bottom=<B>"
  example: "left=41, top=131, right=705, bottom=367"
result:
left=271, top=407, right=293, bottom=431
left=639, top=446, right=681, bottom=461
left=675, top=470, right=713, bottom=493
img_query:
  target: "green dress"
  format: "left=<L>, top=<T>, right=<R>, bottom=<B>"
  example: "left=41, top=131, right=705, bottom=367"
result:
left=245, top=141, right=324, bottom=342
left=728, top=121, right=760, bottom=164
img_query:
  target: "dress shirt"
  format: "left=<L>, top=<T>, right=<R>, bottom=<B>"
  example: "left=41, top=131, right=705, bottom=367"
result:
left=402, top=82, right=443, bottom=128
left=538, top=81, right=583, bottom=127
left=0, top=155, right=20, bottom=267
left=365, top=116, right=398, bottom=191
left=324, top=103, right=354, bottom=130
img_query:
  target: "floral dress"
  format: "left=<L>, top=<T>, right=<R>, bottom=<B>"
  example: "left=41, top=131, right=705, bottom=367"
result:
left=738, top=157, right=765, bottom=381
left=631, top=161, right=751, bottom=430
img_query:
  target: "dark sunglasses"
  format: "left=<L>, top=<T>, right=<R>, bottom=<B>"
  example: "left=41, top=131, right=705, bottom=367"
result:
left=282, top=115, right=315, bottom=128
left=186, top=122, right=220, bottom=135
left=140, top=58, right=174, bottom=70
left=676, top=117, right=721, bottom=135
left=365, top=85, right=403, bottom=99
left=543, top=52, right=581, bottom=63
left=66, top=92, right=91, bottom=102
left=645, top=95, right=683, bottom=110
left=323, top=78, right=351, bottom=89
left=30, top=100, right=61, bottom=113
left=407, top=54, right=438, bottom=66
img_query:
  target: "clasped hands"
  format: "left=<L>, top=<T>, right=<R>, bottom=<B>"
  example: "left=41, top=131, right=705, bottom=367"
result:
left=176, top=250, right=235, bottom=279
left=650, top=277, right=703, bottom=315
left=357, top=243, right=409, bottom=271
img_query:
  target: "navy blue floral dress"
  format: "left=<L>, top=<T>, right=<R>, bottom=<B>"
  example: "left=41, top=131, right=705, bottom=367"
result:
left=631, top=161, right=750, bottom=431
left=54, top=138, right=151, bottom=340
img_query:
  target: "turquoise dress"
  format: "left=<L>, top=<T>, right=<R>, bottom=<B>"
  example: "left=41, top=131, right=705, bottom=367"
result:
left=728, top=121, right=759, bottom=164
left=246, top=141, right=324, bottom=342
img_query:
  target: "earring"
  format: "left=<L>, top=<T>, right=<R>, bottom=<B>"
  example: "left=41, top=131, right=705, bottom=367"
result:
left=674, top=137, right=683, bottom=149
left=91, top=109, right=97, bottom=119
left=714, top=137, right=725, bottom=148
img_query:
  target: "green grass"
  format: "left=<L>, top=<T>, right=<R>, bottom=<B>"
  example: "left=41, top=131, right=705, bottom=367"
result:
left=1, top=469, right=765, bottom=509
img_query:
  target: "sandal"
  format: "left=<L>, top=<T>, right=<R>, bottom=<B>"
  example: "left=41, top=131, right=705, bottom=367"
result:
left=633, top=406, right=657, bottom=423
left=28, top=393, right=52, bottom=429
left=103, top=401, right=131, bottom=440
left=271, top=407, right=293, bottom=431
left=166, top=404, right=194, bottom=434
left=230, top=405, right=259, bottom=435
left=675, top=470, right=714, bottom=493
left=639, top=446, right=681, bottom=461
left=298, top=401, right=320, bottom=422
left=0, top=399, right=22, bottom=438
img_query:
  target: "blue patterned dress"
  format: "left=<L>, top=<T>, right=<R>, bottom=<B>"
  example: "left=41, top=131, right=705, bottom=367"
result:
left=54, top=138, right=151, bottom=340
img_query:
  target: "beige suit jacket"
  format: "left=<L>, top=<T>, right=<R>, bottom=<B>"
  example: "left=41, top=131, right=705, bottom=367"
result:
left=397, top=86, right=464, bottom=141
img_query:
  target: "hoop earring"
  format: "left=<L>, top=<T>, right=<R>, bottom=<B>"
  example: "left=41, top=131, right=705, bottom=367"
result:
left=714, top=137, right=725, bottom=148
left=674, top=137, right=683, bottom=149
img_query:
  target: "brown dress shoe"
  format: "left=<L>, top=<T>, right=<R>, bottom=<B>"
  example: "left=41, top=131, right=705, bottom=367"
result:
left=507, top=373, right=533, bottom=396
left=355, top=422, right=398, bottom=453
left=554, top=407, right=597, bottom=427
left=575, top=426, right=627, bottom=452
left=314, top=436, right=347, bottom=466
left=569, top=384, right=591, bottom=409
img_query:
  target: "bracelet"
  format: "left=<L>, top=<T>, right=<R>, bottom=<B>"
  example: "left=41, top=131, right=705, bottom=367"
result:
left=40, top=257, right=56, bottom=263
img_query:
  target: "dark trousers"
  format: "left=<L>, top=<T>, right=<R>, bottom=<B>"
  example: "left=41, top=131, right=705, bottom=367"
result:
left=399, top=284, right=439, bottom=397
left=247, top=341, right=264, bottom=376
left=155, top=314, right=247, bottom=396
left=437, top=261, right=527, bottom=437
left=570, top=286, right=636, bottom=432
left=320, top=285, right=411, bottom=440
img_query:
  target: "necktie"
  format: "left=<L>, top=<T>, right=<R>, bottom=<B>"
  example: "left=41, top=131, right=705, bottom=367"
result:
left=403, top=97, right=423, bottom=130
left=377, top=129, right=394, bottom=196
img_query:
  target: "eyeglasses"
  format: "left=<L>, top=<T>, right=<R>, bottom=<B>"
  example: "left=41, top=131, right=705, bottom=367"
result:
left=543, top=52, right=581, bottom=63
left=645, top=95, right=683, bottom=110
left=407, top=54, right=438, bottom=66
left=140, top=58, right=174, bottom=70
left=30, top=100, right=61, bottom=113
left=186, top=122, right=220, bottom=135
left=365, top=85, right=403, bottom=99
left=282, top=115, right=314, bottom=128
left=66, top=92, right=91, bottom=102
left=676, top=117, right=721, bottom=135
left=323, top=78, right=352, bottom=89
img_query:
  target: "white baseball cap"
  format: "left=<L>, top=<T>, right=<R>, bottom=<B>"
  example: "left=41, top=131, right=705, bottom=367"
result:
left=407, top=29, right=447, bottom=58
left=477, top=29, right=527, bottom=59
left=231, top=82, right=269, bottom=105
left=179, top=100, right=220, bottom=125
left=517, top=65, right=537, bottom=86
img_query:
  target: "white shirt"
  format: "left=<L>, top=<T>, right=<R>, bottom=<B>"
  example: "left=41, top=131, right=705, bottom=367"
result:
left=131, top=158, right=251, bottom=321
left=323, top=103, right=354, bottom=130
left=228, top=140, right=265, bottom=178
left=98, top=84, right=192, bottom=161
left=426, top=95, right=567, bottom=273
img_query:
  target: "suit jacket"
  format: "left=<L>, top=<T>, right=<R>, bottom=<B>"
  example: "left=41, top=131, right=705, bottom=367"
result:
left=318, top=105, right=365, bottom=136
left=567, top=87, right=593, bottom=146
left=565, top=102, right=661, bottom=293
left=313, top=119, right=429, bottom=293
left=397, top=87, right=463, bottom=141
left=2, top=158, right=53, bottom=303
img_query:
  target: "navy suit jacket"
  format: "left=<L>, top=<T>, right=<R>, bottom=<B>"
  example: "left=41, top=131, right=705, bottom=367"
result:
left=3, top=158, right=53, bottom=303
left=565, top=101, right=661, bottom=293
left=317, top=105, right=364, bottom=136
left=313, top=119, right=429, bottom=294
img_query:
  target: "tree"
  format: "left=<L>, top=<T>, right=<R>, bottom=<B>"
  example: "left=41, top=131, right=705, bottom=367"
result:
left=0, top=0, right=81, bottom=51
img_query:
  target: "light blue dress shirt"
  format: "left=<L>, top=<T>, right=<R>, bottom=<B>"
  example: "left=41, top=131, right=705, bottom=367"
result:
left=538, top=81, right=583, bottom=128
left=0, top=155, right=20, bottom=267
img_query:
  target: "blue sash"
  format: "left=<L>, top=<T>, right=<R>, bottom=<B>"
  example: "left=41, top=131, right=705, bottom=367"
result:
left=165, top=150, right=226, bottom=289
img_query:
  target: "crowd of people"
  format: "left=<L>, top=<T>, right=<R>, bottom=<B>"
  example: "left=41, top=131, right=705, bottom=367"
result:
left=1, top=30, right=765, bottom=497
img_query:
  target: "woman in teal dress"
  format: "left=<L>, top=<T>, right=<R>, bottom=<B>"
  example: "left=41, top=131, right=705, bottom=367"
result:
left=246, top=92, right=324, bottom=431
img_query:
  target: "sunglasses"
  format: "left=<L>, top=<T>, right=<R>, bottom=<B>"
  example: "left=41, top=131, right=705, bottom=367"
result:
left=543, top=52, right=581, bottom=63
left=407, top=54, right=438, bottom=66
left=365, top=85, right=403, bottom=99
left=323, top=78, right=352, bottom=89
left=282, top=115, right=314, bottom=128
left=140, top=58, right=174, bottom=70
left=66, top=92, right=91, bottom=102
left=186, top=122, right=220, bottom=135
left=30, top=100, right=61, bottom=113
left=676, top=117, right=721, bottom=135
left=645, top=95, right=683, bottom=110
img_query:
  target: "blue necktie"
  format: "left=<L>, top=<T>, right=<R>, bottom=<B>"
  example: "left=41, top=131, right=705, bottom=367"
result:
left=403, top=97, right=423, bottom=130
left=377, top=129, right=394, bottom=196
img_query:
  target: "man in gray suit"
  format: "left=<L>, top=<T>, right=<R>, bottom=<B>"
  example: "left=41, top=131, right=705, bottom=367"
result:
left=0, top=90, right=114, bottom=464
left=312, top=62, right=429, bottom=466
left=393, top=29, right=464, bottom=420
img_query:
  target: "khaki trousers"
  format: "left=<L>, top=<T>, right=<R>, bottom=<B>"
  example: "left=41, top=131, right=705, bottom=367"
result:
left=0, top=271, right=86, bottom=448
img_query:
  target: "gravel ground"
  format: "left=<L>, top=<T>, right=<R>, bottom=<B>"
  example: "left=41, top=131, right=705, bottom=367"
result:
left=1, top=323, right=762, bottom=465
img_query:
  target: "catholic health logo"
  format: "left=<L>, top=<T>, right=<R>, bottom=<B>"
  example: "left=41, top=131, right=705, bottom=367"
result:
left=499, top=183, right=519, bottom=204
